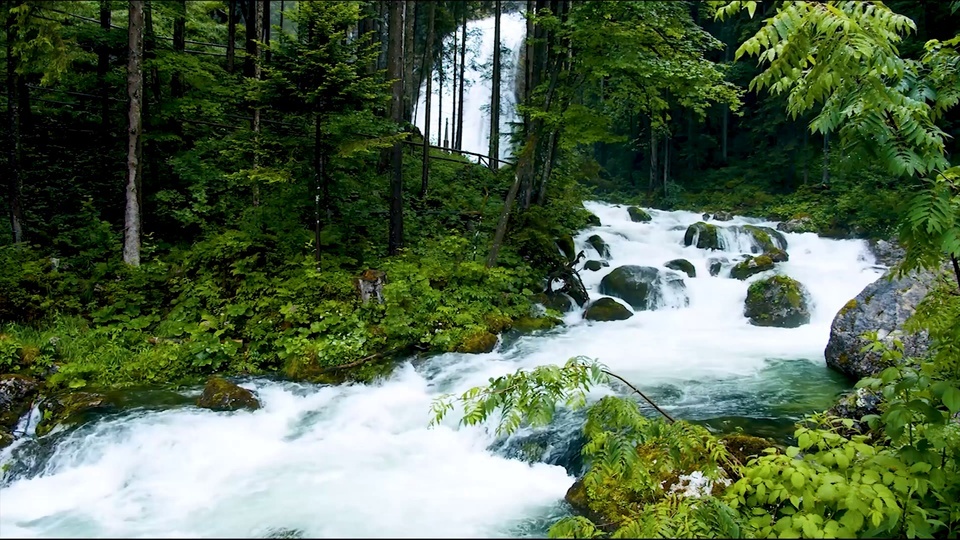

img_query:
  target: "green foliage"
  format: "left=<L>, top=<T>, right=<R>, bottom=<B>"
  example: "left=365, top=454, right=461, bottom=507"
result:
left=897, top=167, right=960, bottom=281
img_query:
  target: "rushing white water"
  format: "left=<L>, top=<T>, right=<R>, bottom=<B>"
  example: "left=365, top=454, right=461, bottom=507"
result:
left=0, top=202, right=884, bottom=538
left=413, top=12, right=526, bottom=162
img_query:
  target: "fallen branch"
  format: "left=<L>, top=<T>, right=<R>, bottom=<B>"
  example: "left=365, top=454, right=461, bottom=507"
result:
left=602, top=369, right=676, bottom=423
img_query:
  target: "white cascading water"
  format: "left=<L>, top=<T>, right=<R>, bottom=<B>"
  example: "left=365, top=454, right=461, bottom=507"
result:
left=413, top=11, right=526, bottom=162
left=0, top=15, right=886, bottom=539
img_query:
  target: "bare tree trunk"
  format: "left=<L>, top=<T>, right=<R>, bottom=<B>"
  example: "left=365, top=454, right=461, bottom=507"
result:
left=420, top=1, right=435, bottom=198
left=487, top=145, right=534, bottom=268
left=314, top=113, right=325, bottom=263
left=227, top=0, right=236, bottom=72
left=524, top=0, right=533, bottom=108
left=451, top=17, right=457, bottom=151
left=455, top=8, right=466, bottom=150
left=250, top=0, right=263, bottom=206
left=648, top=122, right=658, bottom=194
left=124, top=0, right=145, bottom=266
left=263, top=0, right=271, bottom=63
left=244, top=0, right=258, bottom=77
left=802, top=128, right=809, bottom=184
left=98, top=0, right=112, bottom=130
left=662, top=131, right=669, bottom=190
left=388, top=0, right=404, bottom=255
left=822, top=130, right=830, bottom=185
left=437, top=33, right=443, bottom=150
left=489, top=0, right=502, bottom=170
left=172, top=0, right=186, bottom=98
left=5, top=10, right=23, bottom=243
left=378, top=0, right=388, bottom=71
left=402, top=0, right=415, bottom=122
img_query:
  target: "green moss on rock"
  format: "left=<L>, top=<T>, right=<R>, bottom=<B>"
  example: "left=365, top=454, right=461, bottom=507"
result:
left=556, top=234, right=577, bottom=262
left=196, top=377, right=261, bottom=412
left=730, top=255, right=775, bottom=280
left=743, top=275, right=811, bottom=328
left=586, top=234, right=611, bottom=259
left=583, top=297, right=634, bottom=321
left=35, top=391, right=117, bottom=437
left=627, top=206, right=652, bottom=222
left=0, top=428, right=13, bottom=449
left=584, top=260, right=604, bottom=272
left=683, top=222, right=721, bottom=250
left=664, top=258, right=696, bottom=278
left=457, top=331, right=498, bottom=354
left=0, top=374, right=40, bottom=429
left=512, top=316, right=563, bottom=332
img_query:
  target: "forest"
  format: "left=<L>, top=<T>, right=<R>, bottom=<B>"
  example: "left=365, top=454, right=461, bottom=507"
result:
left=1, top=0, right=960, bottom=538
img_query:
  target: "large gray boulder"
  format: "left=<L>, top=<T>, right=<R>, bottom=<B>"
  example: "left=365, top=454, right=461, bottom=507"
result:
left=586, top=235, right=611, bottom=259
left=197, top=377, right=261, bottom=412
left=664, top=258, right=696, bottom=278
left=599, top=265, right=687, bottom=311
left=825, top=268, right=940, bottom=380
left=867, top=238, right=906, bottom=267
left=683, top=222, right=721, bottom=250
left=0, top=374, right=40, bottom=430
left=583, top=298, right=634, bottom=322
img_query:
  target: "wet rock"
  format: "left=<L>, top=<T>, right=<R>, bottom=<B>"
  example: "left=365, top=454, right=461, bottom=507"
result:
left=356, top=269, right=386, bottom=304
left=765, top=248, right=790, bottom=263
left=708, top=256, right=729, bottom=277
left=825, top=267, right=941, bottom=380
left=196, top=377, right=261, bottom=412
left=583, top=260, right=607, bottom=272
left=599, top=265, right=677, bottom=311
left=664, top=258, right=696, bottom=278
left=0, top=427, right=13, bottom=449
left=512, top=316, right=563, bottom=332
left=744, top=275, right=811, bottom=328
left=730, top=254, right=775, bottom=280
left=777, top=216, right=816, bottom=234
left=713, top=211, right=734, bottom=221
left=533, top=291, right=574, bottom=313
left=867, top=238, right=906, bottom=267
left=683, top=222, right=721, bottom=250
left=583, top=297, right=634, bottom=322
left=586, top=234, right=611, bottom=259
left=742, top=225, right=788, bottom=253
left=456, top=331, right=499, bottom=354
left=720, top=433, right=776, bottom=474
left=556, top=234, right=577, bottom=262
left=564, top=477, right=613, bottom=529
left=35, top=391, right=118, bottom=437
left=827, top=387, right=883, bottom=435
left=0, top=374, right=40, bottom=430
left=585, top=213, right=602, bottom=227
left=627, top=206, right=652, bottom=223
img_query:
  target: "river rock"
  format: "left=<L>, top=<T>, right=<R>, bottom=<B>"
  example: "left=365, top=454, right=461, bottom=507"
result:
left=824, top=268, right=940, bottom=380
left=585, top=213, right=602, bottom=227
left=664, top=258, right=696, bottom=278
left=777, top=216, right=815, bottom=234
left=0, top=374, right=40, bottom=429
left=744, top=275, right=811, bottom=328
left=765, top=248, right=789, bottom=263
left=35, top=391, right=118, bottom=437
left=533, top=291, right=574, bottom=313
left=0, top=427, right=13, bottom=449
left=627, top=206, right=652, bottom=222
left=583, top=260, right=607, bottom=272
left=713, top=211, right=734, bottom=221
left=742, top=225, right=788, bottom=253
left=356, top=269, right=386, bottom=304
left=683, top=222, right=721, bottom=250
left=599, top=265, right=674, bottom=310
left=708, top=256, right=728, bottom=277
left=867, top=238, right=906, bottom=267
left=457, top=331, right=499, bottom=354
left=583, top=297, right=633, bottom=321
left=730, top=254, right=775, bottom=280
left=196, top=377, right=261, bottom=412
left=512, top=316, right=563, bottom=332
left=586, top=234, right=611, bottom=259
left=827, top=387, right=883, bottom=435
left=556, top=234, right=577, bottom=262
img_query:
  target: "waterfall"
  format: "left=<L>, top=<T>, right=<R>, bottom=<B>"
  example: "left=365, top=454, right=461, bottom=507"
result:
left=413, top=12, right=527, bottom=163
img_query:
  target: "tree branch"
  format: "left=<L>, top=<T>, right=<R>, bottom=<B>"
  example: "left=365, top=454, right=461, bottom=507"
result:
left=602, top=369, right=676, bottom=423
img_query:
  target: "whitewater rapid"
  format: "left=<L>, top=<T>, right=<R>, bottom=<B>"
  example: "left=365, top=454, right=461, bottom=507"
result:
left=0, top=202, right=883, bottom=538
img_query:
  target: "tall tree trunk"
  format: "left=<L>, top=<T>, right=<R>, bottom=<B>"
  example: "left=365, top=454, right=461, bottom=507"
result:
left=437, top=34, right=443, bottom=150
left=402, top=0, right=415, bottom=122
left=822, top=131, right=830, bottom=185
left=172, top=0, right=186, bottom=98
left=721, top=105, right=728, bottom=162
left=5, top=10, right=23, bottom=243
left=250, top=0, right=263, bottom=206
left=244, top=0, right=258, bottom=78
left=314, top=113, right=325, bottom=263
left=388, top=0, right=404, bottom=255
left=227, top=0, right=237, bottom=72
left=451, top=17, right=457, bottom=151
left=378, top=0, right=388, bottom=72
left=489, top=0, right=501, bottom=170
left=420, top=1, right=435, bottom=198
left=802, top=127, right=809, bottom=184
left=662, top=131, right=669, bottom=190
left=124, top=0, right=145, bottom=267
left=98, top=0, right=112, bottom=131
left=487, top=144, right=534, bottom=268
left=263, top=0, right=270, bottom=63
left=648, top=122, right=658, bottom=194
left=524, top=0, right=534, bottom=108
left=455, top=8, right=466, bottom=150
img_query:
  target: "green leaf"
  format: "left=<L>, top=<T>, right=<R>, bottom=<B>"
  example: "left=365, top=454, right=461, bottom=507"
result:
left=942, top=386, right=960, bottom=413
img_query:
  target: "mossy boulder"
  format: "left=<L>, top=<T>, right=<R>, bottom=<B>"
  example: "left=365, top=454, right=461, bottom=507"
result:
left=664, top=258, right=696, bottom=278
left=683, top=222, right=721, bottom=250
left=627, top=206, right=652, bottom=222
left=586, top=234, right=611, bottom=259
left=583, top=260, right=607, bottom=272
left=532, top=291, right=574, bottom=313
left=0, top=374, right=40, bottom=430
left=720, top=433, right=775, bottom=469
left=0, top=427, right=13, bottom=449
left=585, top=213, right=602, bottom=227
left=555, top=234, right=577, bottom=262
left=742, top=225, right=788, bottom=253
left=456, top=331, right=499, bottom=354
left=765, top=248, right=789, bottom=263
left=512, top=316, right=563, bottom=332
left=598, top=265, right=662, bottom=310
left=583, top=298, right=634, bottom=322
left=777, top=216, right=816, bottom=234
left=744, top=275, right=811, bottom=328
left=35, top=391, right=118, bottom=437
left=564, top=477, right=618, bottom=530
left=730, top=255, right=775, bottom=280
left=707, top=256, right=729, bottom=277
left=196, top=377, right=261, bottom=412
